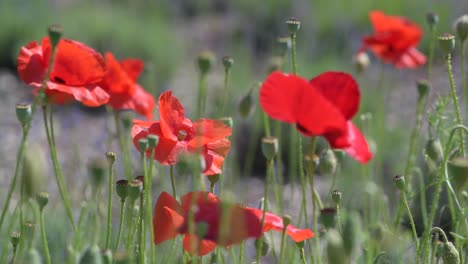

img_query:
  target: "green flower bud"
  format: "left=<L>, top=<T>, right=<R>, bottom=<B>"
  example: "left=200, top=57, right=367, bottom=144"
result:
left=48, top=24, right=64, bottom=48
left=207, top=174, right=220, bottom=187
left=16, top=103, right=32, bottom=127
left=454, top=15, right=468, bottom=42
left=261, top=137, right=278, bottom=160
left=255, top=237, right=270, bottom=257
left=197, top=50, right=216, bottom=74
left=79, top=244, right=103, bottom=264
left=127, top=180, right=143, bottom=201
left=438, top=33, right=456, bottom=55
left=318, top=149, right=338, bottom=175
left=332, top=190, right=342, bottom=205
left=106, top=151, right=117, bottom=164
left=326, top=229, right=347, bottom=264
left=138, top=138, right=148, bottom=153
left=393, top=175, right=406, bottom=191
left=88, top=158, right=107, bottom=189
left=115, top=180, right=129, bottom=202
left=239, top=90, right=253, bottom=118
left=282, top=214, right=292, bottom=228
left=417, top=79, right=430, bottom=100
left=120, top=111, right=134, bottom=130
left=447, top=157, right=468, bottom=192
left=147, top=134, right=159, bottom=149
left=319, top=208, right=337, bottom=229
left=10, top=231, right=20, bottom=247
left=426, top=12, right=439, bottom=28
left=36, top=192, right=49, bottom=210
left=22, top=144, right=46, bottom=199
left=442, top=241, right=460, bottom=264
left=23, top=248, right=42, bottom=264
left=343, top=212, right=361, bottom=256
left=101, top=249, right=112, bottom=264
left=425, top=138, right=443, bottom=162
left=222, top=56, right=234, bottom=70
left=286, top=17, right=301, bottom=34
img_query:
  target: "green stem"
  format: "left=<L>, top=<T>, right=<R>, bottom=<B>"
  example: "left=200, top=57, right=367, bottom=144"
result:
left=42, top=104, right=77, bottom=233
left=403, top=93, right=426, bottom=179
left=105, top=158, right=115, bottom=249
left=262, top=111, right=271, bottom=137
left=445, top=54, right=465, bottom=156
left=279, top=226, right=287, bottom=264
left=170, top=165, right=177, bottom=197
left=401, top=191, right=420, bottom=262
left=307, top=137, right=322, bottom=264
left=427, top=26, right=437, bottom=79
left=40, top=210, right=51, bottom=264
left=221, top=68, right=231, bottom=115
left=113, top=110, right=132, bottom=179
left=114, top=200, right=125, bottom=250
left=239, top=242, right=244, bottom=264
left=139, top=153, right=147, bottom=264
left=290, top=33, right=297, bottom=75
left=256, top=158, right=274, bottom=264
left=197, top=72, right=208, bottom=118
left=460, top=42, right=467, bottom=116
left=299, top=247, right=307, bottom=264
left=146, top=149, right=156, bottom=263
left=336, top=204, right=342, bottom=233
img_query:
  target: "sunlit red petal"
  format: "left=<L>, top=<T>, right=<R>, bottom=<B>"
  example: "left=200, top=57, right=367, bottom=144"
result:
left=153, top=192, right=183, bottom=244
left=42, top=37, right=106, bottom=86
left=159, top=91, right=186, bottom=141
left=133, top=119, right=156, bottom=129
left=203, top=139, right=231, bottom=176
left=183, top=235, right=217, bottom=256
left=46, top=82, right=109, bottom=107
left=120, top=58, right=144, bottom=82
left=101, top=52, right=136, bottom=94
left=108, top=84, right=155, bottom=119
left=189, top=119, right=232, bottom=149
left=394, top=47, right=427, bottom=68
left=152, top=136, right=183, bottom=165
left=309, top=72, right=360, bottom=120
left=17, top=41, right=45, bottom=86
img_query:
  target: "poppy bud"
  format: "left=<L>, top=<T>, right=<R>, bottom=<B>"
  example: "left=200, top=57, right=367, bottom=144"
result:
left=393, top=175, right=406, bottom=191
left=147, top=135, right=159, bottom=149
left=134, top=175, right=144, bottom=187
left=447, top=157, right=468, bottom=192
left=120, top=111, right=134, bottom=130
left=442, top=241, right=460, bottom=264
left=295, top=240, right=305, bottom=249
left=138, top=138, right=148, bottom=153
left=425, top=138, right=443, bottom=162
left=88, top=158, right=107, bottom=189
left=79, top=244, right=103, bottom=264
left=23, top=248, right=42, bottom=264
left=218, top=116, right=233, bottom=128
left=10, top=231, right=20, bottom=247
left=426, top=12, right=439, bottom=28
left=36, top=192, right=49, bottom=211
left=438, top=33, right=456, bottom=55
left=417, top=79, right=430, bottom=100
left=326, top=229, right=347, bottom=264
left=286, top=17, right=301, bottom=34
left=319, top=208, right=337, bottom=229
left=101, top=249, right=112, bottom=264
left=22, top=144, right=46, bottom=199
left=106, top=151, right=117, bottom=164
left=127, top=180, right=143, bottom=201
left=318, top=149, right=338, bottom=175
left=239, top=90, right=253, bottom=118
left=332, top=190, right=342, bottom=205
left=343, top=212, right=361, bottom=256
left=354, top=52, right=370, bottom=73
left=454, top=15, right=468, bottom=42
left=282, top=214, right=292, bottom=228
left=116, top=180, right=129, bottom=203
left=47, top=24, right=64, bottom=48
left=261, top=137, right=278, bottom=160
left=255, top=237, right=270, bottom=256
left=208, top=174, right=220, bottom=187
left=16, top=103, right=32, bottom=127
left=197, top=50, right=216, bottom=75
left=222, top=56, right=234, bottom=70
left=276, top=36, right=291, bottom=56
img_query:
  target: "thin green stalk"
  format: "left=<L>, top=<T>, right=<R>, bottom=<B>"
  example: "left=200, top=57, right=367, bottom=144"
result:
left=146, top=149, right=156, bottom=263
left=197, top=72, right=208, bottom=117
left=239, top=242, right=244, bottom=264
left=403, top=93, right=426, bottom=179
left=262, top=111, right=271, bottom=137
left=113, top=110, right=132, bottom=179
left=139, top=152, right=147, bottom=264
left=256, top=158, right=274, bottom=264
left=307, top=137, right=322, bottom=264
left=427, top=26, right=437, bottom=79
left=221, top=66, right=231, bottom=115
left=416, top=170, right=428, bottom=227
left=299, top=247, right=307, bottom=264
left=274, top=121, right=284, bottom=210
left=401, top=191, right=420, bottom=262
left=290, top=33, right=297, bottom=75
left=105, top=155, right=115, bottom=249
left=445, top=53, right=465, bottom=156
left=460, top=42, right=467, bottom=116
left=170, top=165, right=177, bottom=197
left=114, top=200, right=125, bottom=250
left=336, top=204, right=342, bottom=233
left=279, top=227, right=287, bottom=264
left=42, top=104, right=77, bottom=232
left=39, top=210, right=51, bottom=264
left=12, top=243, right=19, bottom=264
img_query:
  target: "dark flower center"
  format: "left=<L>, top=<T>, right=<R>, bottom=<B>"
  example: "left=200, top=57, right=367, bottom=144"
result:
left=177, top=130, right=187, bottom=141
left=52, top=76, right=66, bottom=84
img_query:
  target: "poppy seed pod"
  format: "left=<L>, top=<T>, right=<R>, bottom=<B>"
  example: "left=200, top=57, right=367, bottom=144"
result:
left=426, top=12, right=439, bottom=28
left=88, top=158, right=107, bottom=189
left=36, top=192, right=49, bottom=211
left=276, top=36, right=291, bottom=56
left=23, top=221, right=36, bottom=245
left=147, top=134, right=159, bottom=149
left=326, top=229, right=347, bottom=264
left=16, top=103, right=32, bottom=127
left=318, top=149, right=338, bottom=175
left=10, top=231, right=20, bottom=247
left=47, top=24, right=64, bottom=48
left=120, top=111, right=134, bottom=130
left=447, top=157, right=468, bottom=192
left=222, top=56, right=234, bottom=70
left=138, top=138, right=149, bottom=153
left=207, top=174, right=220, bottom=187
left=454, top=15, right=468, bottom=42
left=22, top=145, right=46, bottom=199
left=115, top=180, right=129, bottom=202
left=79, top=244, right=103, bottom=264
left=261, top=137, right=279, bottom=160
left=442, top=241, right=460, bottom=264
left=417, top=79, right=430, bottom=100
left=286, top=17, right=301, bottom=34
left=105, top=151, right=117, bottom=163
left=393, top=175, right=406, bottom=191
left=319, top=208, right=337, bottom=229
left=438, top=33, right=456, bottom=55
left=282, top=215, right=292, bottom=228
left=218, top=116, right=233, bottom=128
left=425, top=138, right=443, bottom=162
left=127, top=180, right=143, bottom=201
left=332, top=190, right=342, bottom=205
left=134, top=175, right=144, bottom=186
left=197, top=50, right=216, bottom=74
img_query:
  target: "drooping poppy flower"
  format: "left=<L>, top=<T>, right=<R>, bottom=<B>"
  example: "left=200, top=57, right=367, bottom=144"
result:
left=131, top=91, right=231, bottom=175
left=153, top=191, right=263, bottom=256
left=358, top=10, right=426, bottom=68
left=17, top=37, right=110, bottom=106
left=99, top=52, right=155, bottom=119
left=260, top=71, right=373, bottom=163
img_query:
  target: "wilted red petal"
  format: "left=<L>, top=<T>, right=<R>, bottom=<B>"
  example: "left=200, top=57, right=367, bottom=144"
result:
left=309, top=72, right=360, bottom=120
left=183, top=235, right=217, bottom=256
left=189, top=119, right=232, bottom=149
left=120, top=58, right=144, bottom=82
left=153, top=192, right=184, bottom=244
left=159, top=91, right=186, bottom=141
left=42, top=37, right=106, bottom=86
left=203, top=139, right=231, bottom=176
left=17, top=41, right=45, bottom=86
left=46, top=82, right=109, bottom=107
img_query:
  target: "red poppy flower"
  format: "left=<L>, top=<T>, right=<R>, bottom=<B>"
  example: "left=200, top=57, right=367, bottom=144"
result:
left=131, top=91, right=231, bottom=175
left=153, top=191, right=263, bottom=256
left=17, top=37, right=109, bottom=106
left=99, top=52, right=155, bottom=119
left=358, top=10, right=426, bottom=68
left=260, top=71, right=373, bottom=163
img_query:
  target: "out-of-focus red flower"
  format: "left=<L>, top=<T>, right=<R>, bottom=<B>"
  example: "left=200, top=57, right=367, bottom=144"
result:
left=358, top=10, right=426, bottom=68
left=99, top=52, right=155, bottom=119
left=260, top=71, right=373, bottom=163
left=17, top=37, right=109, bottom=106
left=153, top=191, right=263, bottom=256
left=131, top=91, right=231, bottom=175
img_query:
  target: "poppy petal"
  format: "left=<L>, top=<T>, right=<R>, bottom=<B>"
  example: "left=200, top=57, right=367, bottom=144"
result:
left=17, top=41, right=45, bottom=86
left=203, top=139, right=231, bottom=176
left=42, top=37, right=106, bottom=86
left=309, top=72, right=360, bottom=120
left=46, top=82, right=109, bottom=107
left=395, top=47, right=427, bottom=68
left=152, top=136, right=183, bottom=165
left=159, top=91, right=186, bottom=141
left=108, top=84, right=156, bottom=119
left=120, top=58, right=144, bottom=82
left=180, top=191, right=219, bottom=212
left=183, top=235, right=217, bottom=256
left=328, top=122, right=373, bottom=164
left=133, top=119, right=156, bottom=129
left=153, top=192, right=183, bottom=244
left=101, top=52, right=136, bottom=94
left=189, top=119, right=232, bottom=149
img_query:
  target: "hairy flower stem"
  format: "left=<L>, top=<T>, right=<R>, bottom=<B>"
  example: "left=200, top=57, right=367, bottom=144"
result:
left=146, top=149, right=156, bottom=263
left=279, top=227, right=287, bottom=264
left=43, top=104, right=77, bottom=233
left=138, top=153, right=147, bottom=264
left=105, top=157, right=115, bottom=249
left=197, top=72, right=208, bottom=118
left=401, top=190, right=420, bottom=262
left=113, top=111, right=132, bottom=179
left=256, top=158, right=274, bottom=264
left=308, top=137, right=322, bottom=264
left=114, top=200, right=125, bottom=250
left=461, top=42, right=468, bottom=116
left=427, top=25, right=437, bottom=79
left=170, top=165, right=177, bottom=198
left=39, top=209, right=51, bottom=264
left=445, top=54, right=465, bottom=156
left=221, top=65, right=231, bottom=116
